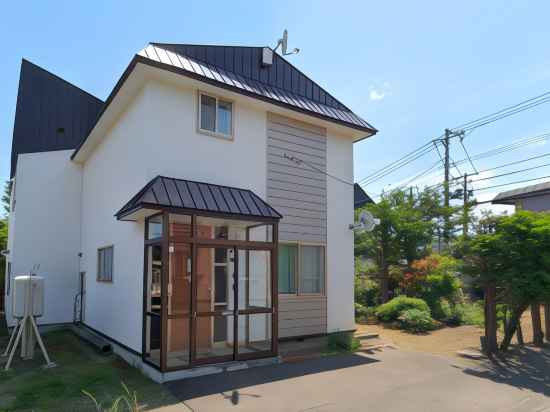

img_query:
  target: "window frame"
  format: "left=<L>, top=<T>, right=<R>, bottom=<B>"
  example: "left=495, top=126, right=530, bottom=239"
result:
left=278, top=241, right=326, bottom=296
left=197, top=91, right=234, bottom=140
left=97, top=245, right=114, bottom=283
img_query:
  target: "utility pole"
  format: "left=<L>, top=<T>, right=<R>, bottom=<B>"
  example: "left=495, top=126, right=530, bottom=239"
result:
left=463, top=173, right=468, bottom=237
left=443, top=129, right=451, bottom=244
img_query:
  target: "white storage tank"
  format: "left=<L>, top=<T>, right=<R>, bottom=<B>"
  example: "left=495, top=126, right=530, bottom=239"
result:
left=13, top=276, right=44, bottom=318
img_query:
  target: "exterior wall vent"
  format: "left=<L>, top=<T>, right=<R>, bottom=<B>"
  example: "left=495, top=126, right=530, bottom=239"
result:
left=262, top=47, right=273, bottom=67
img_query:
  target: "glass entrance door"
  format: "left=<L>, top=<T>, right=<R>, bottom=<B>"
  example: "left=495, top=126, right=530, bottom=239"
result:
left=193, top=246, right=236, bottom=364
left=192, top=246, right=274, bottom=364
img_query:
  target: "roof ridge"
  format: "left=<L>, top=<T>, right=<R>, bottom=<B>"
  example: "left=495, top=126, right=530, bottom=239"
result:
left=21, top=58, right=104, bottom=104
left=151, top=43, right=353, bottom=113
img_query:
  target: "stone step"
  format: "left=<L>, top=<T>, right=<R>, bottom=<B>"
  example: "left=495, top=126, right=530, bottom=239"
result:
left=355, top=332, right=380, bottom=341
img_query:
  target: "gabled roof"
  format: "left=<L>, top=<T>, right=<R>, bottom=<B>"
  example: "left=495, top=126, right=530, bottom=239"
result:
left=354, top=183, right=375, bottom=208
left=492, top=181, right=550, bottom=205
left=116, top=176, right=282, bottom=221
left=136, top=43, right=376, bottom=135
left=10, top=60, right=104, bottom=177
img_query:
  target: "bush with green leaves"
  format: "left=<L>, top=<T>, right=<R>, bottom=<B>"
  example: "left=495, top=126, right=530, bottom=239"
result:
left=327, top=331, right=360, bottom=352
left=355, top=275, right=380, bottom=308
left=375, top=296, right=430, bottom=322
left=398, top=309, right=437, bottom=333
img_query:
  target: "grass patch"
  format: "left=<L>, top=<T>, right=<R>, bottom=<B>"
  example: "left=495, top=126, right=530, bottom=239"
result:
left=323, top=332, right=361, bottom=356
left=0, top=326, right=178, bottom=411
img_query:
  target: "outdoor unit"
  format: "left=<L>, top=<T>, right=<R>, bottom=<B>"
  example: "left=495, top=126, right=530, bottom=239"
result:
left=12, top=275, right=44, bottom=318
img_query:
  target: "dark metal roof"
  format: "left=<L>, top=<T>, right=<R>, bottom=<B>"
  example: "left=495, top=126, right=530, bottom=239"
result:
left=138, top=43, right=376, bottom=134
left=492, top=181, right=550, bottom=205
left=116, top=176, right=282, bottom=220
left=354, top=183, right=375, bottom=208
left=10, top=59, right=104, bottom=177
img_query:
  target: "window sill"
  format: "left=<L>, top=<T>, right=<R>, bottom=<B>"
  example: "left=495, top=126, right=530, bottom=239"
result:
left=278, top=293, right=325, bottom=299
left=197, top=128, right=234, bottom=141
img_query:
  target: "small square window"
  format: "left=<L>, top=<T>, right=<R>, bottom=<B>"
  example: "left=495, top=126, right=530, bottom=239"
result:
left=199, top=93, right=233, bottom=138
left=97, top=246, right=114, bottom=282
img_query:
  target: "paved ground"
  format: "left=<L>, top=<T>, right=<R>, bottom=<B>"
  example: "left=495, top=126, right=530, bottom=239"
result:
left=163, top=347, right=550, bottom=412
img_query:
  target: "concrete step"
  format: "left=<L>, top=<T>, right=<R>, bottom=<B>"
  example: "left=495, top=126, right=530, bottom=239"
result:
left=355, top=332, right=379, bottom=341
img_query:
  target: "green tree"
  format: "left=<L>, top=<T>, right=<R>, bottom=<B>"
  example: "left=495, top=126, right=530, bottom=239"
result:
left=355, top=187, right=443, bottom=302
left=465, top=211, right=550, bottom=352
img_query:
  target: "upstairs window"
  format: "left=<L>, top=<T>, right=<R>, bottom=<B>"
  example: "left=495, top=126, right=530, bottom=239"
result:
left=199, top=92, right=233, bottom=138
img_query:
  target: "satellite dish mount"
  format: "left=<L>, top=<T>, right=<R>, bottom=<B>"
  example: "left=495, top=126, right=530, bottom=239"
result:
left=274, top=29, right=300, bottom=56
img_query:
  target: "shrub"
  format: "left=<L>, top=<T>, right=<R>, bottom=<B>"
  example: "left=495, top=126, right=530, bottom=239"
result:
left=355, top=303, right=369, bottom=321
left=355, top=276, right=380, bottom=307
left=398, top=309, right=437, bottom=333
left=327, top=331, right=360, bottom=352
left=431, top=298, right=453, bottom=321
left=375, top=296, right=430, bottom=322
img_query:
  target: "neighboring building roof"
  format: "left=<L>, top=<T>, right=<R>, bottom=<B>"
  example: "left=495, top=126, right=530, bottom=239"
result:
left=10, top=59, right=104, bottom=177
left=492, top=181, right=550, bottom=205
left=354, top=183, right=374, bottom=208
left=137, top=43, right=376, bottom=135
left=116, top=176, right=282, bottom=221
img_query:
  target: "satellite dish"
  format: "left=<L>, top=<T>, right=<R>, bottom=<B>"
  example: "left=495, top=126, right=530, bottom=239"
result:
left=274, top=29, right=300, bottom=56
left=349, top=211, right=380, bottom=232
left=281, top=29, right=288, bottom=55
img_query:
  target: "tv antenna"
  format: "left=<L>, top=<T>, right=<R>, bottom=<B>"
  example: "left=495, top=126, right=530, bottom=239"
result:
left=274, top=29, right=300, bottom=56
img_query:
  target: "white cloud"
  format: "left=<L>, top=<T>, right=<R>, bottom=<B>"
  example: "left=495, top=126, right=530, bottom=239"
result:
left=369, top=90, right=386, bottom=101
left=368, top=82, right=391, bottom=101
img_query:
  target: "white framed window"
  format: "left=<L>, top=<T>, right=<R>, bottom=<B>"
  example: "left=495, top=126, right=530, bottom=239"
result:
left=97, top=246, right=114, bottom=282
left=198, top=92, right=233, bottom=138
left=278, top=243, right=325, bottom=295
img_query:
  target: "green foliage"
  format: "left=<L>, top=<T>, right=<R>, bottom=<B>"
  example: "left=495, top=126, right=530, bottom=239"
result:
left=354, top=303, right=368, bottom=320
left=355, top=275, right=380, bottom=307
left=82, top=382, right=142, bottom=412
left=398, top=308, right=437, bottom=333
left=2, top=180, right=11, bottom=216
left=465, top=211, right=550, bottom=306
left=327, top=332, right=360, bottom=352
left=375, top=296, right=430, bottom=322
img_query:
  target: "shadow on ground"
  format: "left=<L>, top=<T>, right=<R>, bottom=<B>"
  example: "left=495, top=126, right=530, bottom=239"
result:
left=165, top=353, right=378, bottom=403
left=461, top=344, right=550, bottom=397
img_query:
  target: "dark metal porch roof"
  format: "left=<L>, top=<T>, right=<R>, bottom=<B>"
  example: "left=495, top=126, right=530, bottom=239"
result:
left=116, top=176, right=282, bottom=220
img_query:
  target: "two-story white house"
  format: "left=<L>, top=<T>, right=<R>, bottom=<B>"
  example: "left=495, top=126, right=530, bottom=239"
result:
left=5, top=43, right=377, bottom=380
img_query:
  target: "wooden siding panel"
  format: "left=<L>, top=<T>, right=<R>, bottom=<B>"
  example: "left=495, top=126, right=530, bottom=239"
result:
left=268, top=114, right=328, bottom=338
left=278, top=296, right=327, bottom=337
left=266, top=109, right=328, bottom=244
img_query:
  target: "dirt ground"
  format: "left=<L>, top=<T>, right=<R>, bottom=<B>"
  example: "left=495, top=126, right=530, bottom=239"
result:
left=357, top=307, right=548, bottom=359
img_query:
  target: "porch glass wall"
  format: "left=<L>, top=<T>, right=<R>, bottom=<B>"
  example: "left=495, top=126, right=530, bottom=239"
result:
left=143, top=211, right=278, bottom=372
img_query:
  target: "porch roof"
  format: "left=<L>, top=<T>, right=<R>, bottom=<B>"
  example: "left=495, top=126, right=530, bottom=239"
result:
left=116, top=175, right=282, bottom=221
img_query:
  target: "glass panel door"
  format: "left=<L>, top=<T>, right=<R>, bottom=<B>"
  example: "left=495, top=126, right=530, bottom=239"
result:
left=144, top=244, right=163, bottom=367
left=193, top=246, right=236, bottom=363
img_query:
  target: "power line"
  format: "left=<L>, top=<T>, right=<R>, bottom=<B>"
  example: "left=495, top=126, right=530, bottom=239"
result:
left=473, top=174, right=550, bottom=193
left=472, top=152, right=550, bottom=175
left=358, top=144, right=436, bottom=186
left=469, top=161, right=550, bottom=183
left=452, top=91, right=550, bottom=132
left=282, top=153, right=355, bottom=186
left=459, top=138, right=478, bottom=174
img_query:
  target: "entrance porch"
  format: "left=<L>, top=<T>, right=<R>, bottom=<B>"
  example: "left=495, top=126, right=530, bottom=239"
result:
left=116, top=176, right=281, bottom=372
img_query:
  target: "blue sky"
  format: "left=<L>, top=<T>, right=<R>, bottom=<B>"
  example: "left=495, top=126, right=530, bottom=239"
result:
left=2, top=1, right=550, bottom=213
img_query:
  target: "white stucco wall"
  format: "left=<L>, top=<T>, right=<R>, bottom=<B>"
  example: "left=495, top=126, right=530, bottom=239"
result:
left=80, top=80, right=268, bottom=351
left=326, top=131, right=355, bottom=333
left=7, top=150, right=82, bottom=326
